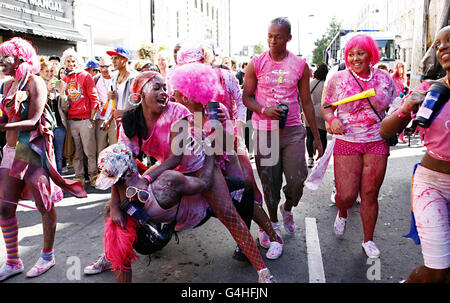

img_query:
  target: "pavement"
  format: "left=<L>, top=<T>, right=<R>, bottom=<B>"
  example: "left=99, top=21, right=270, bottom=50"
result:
left=0, top=135, right=434, bottom=285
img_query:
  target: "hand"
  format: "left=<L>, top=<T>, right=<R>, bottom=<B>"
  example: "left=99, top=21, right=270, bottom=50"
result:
left=100, top=119, right=111, bottom=131
left=107, top=90, right=117, bottom=100
left=399, top=90, right=426, bottom=114
left=110, top=204, right=127, bottom=229
left=313, top=138, right=324, bottom=159
left=328, top=117, right=346, bottom=135
left=262, top=106, right=284, bottom=120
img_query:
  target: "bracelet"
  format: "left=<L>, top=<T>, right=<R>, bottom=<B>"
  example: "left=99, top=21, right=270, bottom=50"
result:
left=328, top=115, right=338, bottom=125
left=261, top=107, right=266, bottom=115
left=397, top=110, right=409, bottom=118
left=143, top=175, right=153, bottom=184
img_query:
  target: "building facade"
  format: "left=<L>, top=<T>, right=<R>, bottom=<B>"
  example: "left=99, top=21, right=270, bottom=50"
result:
left=0, top=0, right=84, bottom=56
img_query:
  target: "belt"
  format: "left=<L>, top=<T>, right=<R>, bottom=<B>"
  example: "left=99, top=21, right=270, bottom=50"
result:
left=70, top=118, right=87, bottom=121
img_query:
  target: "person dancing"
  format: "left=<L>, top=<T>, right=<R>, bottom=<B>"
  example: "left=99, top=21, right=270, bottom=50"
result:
left=0, top=37, right=86, bottom=281
left=380, top=25, right=450, bottom=283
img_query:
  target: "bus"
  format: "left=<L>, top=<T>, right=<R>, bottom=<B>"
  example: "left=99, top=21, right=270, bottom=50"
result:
left=324, top=29, right=397, bottom=70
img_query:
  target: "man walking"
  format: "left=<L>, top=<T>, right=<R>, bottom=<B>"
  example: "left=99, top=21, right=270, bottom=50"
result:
left=243, top=17, right=323, bottom=239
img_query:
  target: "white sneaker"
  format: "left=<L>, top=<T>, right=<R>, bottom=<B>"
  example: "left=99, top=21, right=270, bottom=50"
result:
left=330, top=186, right=336, bottom=204
left=333, top=212, right=347, bottom=237
left=266, top=241, right=283, bottom=260
left=84, top=254, right=111, bottom=275
left=362, top=241, right=380, bottom=258
left=258, top=268, right=276, bottom=283
left=26, top=256, right=56, bottom=278
left=0, top=262, right=24, bottom=282
left=279, top=203, right=295, bottom=234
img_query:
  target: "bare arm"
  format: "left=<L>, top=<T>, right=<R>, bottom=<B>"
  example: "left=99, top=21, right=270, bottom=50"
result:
left=242, top=61, right=283, bottom=120
left=380, top=90, right=426, bottom=138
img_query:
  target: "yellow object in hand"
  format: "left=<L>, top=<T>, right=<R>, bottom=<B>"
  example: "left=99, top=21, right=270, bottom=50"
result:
left=323, top=88, right=376, bottom=108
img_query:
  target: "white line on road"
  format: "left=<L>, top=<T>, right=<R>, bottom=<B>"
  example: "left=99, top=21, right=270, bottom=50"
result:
left=305, top=217, right=326, bottom=283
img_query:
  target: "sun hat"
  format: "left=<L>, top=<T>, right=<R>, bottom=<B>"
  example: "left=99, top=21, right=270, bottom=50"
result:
left=96, top=144, right=137, bottom=190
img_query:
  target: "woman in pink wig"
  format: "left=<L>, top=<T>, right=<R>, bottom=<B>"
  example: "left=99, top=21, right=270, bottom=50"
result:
left=321, top=34, right=396, bottom=258
left=380, top=25, right=450, bottom=283
left=170, top=62, right=284, bottom=260
left=175, top=44, right=276, bottom=255
left=0, top=37, right=86, bottom=281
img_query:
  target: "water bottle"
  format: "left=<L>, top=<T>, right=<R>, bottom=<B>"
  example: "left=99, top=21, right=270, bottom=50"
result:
left=120, top=198, right=151, bottom=225
left=277, top=104, right=289, bottom=128
left=205, top=101, right=220, bottom=120
left=414, top=83, right=450, bottom=128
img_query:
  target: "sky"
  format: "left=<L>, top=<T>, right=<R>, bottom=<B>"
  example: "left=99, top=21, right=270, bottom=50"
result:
left=230, top=0, right=362, bottom=58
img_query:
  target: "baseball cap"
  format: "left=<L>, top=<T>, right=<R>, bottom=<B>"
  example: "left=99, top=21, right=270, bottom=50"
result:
left=85, top=59, right=99, bottom=70
left=106, top=46, right=131, bottom=60
left=96, top=144, right=138, bottom=190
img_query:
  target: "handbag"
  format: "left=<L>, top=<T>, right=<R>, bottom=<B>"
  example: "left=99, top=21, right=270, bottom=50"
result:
left=63, top=127, right=75, bottom=158
left=350, top=72, right=398, bottom=146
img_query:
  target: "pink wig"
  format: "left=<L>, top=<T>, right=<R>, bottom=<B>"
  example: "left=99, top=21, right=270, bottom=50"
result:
left=0, top=37, right=40, bottom=80
left=344, top=34, right=381, bottom=67
left=168, top=62, right=219, bottom=106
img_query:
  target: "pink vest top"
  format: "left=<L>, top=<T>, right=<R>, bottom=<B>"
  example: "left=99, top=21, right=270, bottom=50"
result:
left=252, top=50, right=306, bottom=130
left=415, top=81, right=450, bottom=162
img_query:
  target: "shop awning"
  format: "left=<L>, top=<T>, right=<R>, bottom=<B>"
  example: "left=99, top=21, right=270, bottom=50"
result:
left=0, top=16, right=85, bottom=42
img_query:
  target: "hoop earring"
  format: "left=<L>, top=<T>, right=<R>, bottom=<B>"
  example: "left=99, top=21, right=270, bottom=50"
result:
left=128, top=93, right=142, bottom=106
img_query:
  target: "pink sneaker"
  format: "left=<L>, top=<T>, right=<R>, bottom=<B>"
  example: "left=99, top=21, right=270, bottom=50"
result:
left=84, top=254, right=111, bottom=275
left=26, top=257, right=55, bottom=278
left=266, top=241, right=283, bottom=260
left=258, top=227, right=270, bottom=249
left=0, top=262, right=24, bottom=282
left=333, top=212, right=347, bottom=237
left=280, top=203, right=295, bottom=234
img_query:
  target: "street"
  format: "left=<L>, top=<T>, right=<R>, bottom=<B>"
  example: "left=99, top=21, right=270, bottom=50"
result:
left=0, top=136, right=425, bottom=284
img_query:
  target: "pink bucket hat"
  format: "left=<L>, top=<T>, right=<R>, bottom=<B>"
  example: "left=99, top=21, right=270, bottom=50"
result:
left=176, top=43, right=205, bottom=64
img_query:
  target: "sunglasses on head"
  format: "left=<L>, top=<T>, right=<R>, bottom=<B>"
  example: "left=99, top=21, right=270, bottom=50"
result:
left=126, top=186, right=152, bottom=203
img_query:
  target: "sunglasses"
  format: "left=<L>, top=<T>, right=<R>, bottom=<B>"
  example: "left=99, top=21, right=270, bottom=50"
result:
left=126, top=186, right=152, bottom=203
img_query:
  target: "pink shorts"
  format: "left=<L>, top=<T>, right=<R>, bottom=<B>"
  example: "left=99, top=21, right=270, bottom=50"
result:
left=333, top=139, right=389, bottom=156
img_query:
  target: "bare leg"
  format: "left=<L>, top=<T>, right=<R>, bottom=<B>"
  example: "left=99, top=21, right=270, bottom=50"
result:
left=334, top=155, right=363, bottom=219
left=407, top=266, right=448, bottom=283
left=360, top=154, right=387, bottom=242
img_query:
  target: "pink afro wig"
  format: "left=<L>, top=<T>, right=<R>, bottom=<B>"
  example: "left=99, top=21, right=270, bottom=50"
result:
left=0, top=37, right=40, bottom=80
left=344, top=34, right=381, bottom=68
left=168, top=62, right=220, bottom=106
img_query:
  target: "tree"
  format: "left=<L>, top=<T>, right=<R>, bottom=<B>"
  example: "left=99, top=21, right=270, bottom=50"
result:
left=253, top=44, right=265, bottom=55
left=312, top=17, right=342, bottom=65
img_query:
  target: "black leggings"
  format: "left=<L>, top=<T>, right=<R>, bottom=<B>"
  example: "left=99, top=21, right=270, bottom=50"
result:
left=306, top=127, right=328, bottom=158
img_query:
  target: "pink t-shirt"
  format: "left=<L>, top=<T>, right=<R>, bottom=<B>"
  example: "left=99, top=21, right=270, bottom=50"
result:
left=408, top=81, right=450, bottom=162
left=118, top=102, right=205, bottom=174
left=323, top=69, right=396, bottom=143
left=252, top=50, right=306, bottom=130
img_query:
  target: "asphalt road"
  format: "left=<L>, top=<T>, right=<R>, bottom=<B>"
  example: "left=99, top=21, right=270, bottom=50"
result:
left=0, top=136, right=427, bottom=284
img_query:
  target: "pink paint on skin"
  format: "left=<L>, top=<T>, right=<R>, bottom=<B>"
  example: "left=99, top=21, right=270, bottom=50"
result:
left=323, top=69, right=396, bottom=143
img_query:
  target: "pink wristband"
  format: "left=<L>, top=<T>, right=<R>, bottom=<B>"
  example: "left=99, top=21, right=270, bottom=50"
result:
left=328, top=115, right=338, bottom=125
left=143, top=175, right=153, bottom=184
left=397, top=110, right=409, bottom=118
left=261, top=107, right=266, bottom=115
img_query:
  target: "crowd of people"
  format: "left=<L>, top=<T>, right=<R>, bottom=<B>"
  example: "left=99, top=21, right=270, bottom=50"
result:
left=0, top=17, right=448, bottom=284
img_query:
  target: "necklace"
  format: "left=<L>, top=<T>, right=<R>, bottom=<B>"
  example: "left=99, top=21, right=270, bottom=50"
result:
left=350, top=68, right=373, bottom=82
